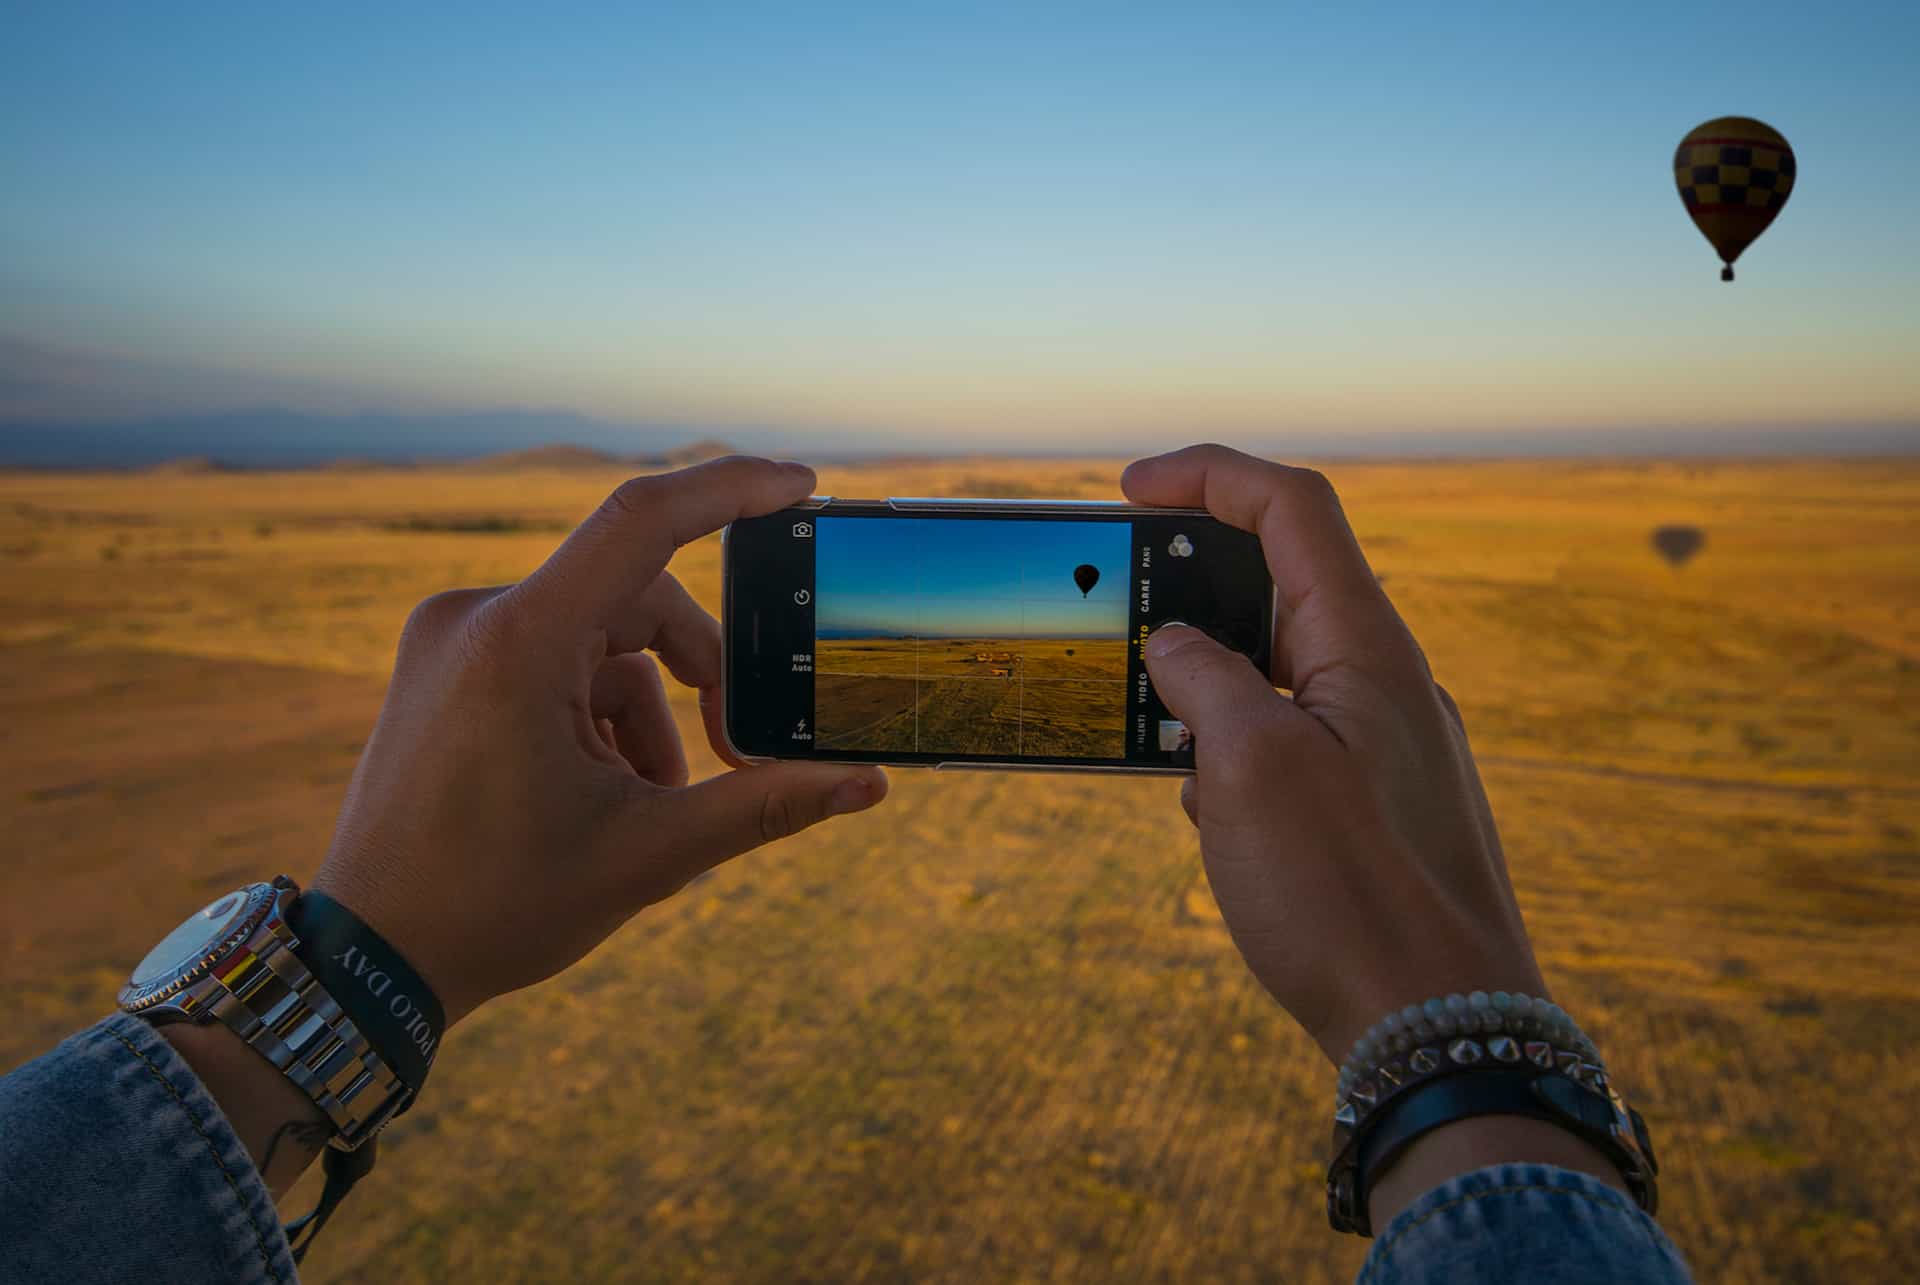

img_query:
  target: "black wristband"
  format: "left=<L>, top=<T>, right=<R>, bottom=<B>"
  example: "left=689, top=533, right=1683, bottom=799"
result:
left=287, top=891, right=444, bottom=1098
left=1340, top=1066, right=1655, bottom=1236
left=1358, top=1069, right=1561, bottom=1192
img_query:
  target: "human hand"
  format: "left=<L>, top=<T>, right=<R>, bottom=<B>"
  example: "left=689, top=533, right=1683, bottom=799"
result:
left=1126, top=444, right=1545, bottom=1065
left=311, top=456, right=888, bottom=1025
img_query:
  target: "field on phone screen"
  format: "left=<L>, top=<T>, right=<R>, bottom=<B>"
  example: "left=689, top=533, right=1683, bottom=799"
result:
left=1, top=456, right=1915, bottom=1283
left=814, top=638, right=1126, bottom=757
left=812, top=516, right=1130, bottom=758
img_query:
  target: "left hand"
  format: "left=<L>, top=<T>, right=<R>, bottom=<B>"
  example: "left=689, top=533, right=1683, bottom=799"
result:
left=312, top=456, right=888, bottom=1025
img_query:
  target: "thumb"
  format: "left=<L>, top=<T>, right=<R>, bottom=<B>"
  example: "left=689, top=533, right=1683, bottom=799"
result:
left=1144, top=622, right=1287, bottom=746
left=653, top=761, right=889, bottom=879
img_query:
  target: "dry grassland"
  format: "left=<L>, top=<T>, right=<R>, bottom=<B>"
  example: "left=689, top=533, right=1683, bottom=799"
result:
left=2, top=456, right=1917, bottom=1282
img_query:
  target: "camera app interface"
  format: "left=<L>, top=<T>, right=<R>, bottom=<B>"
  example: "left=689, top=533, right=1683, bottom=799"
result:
left=813, top=517, right=1132, bottom=759
left=736, top=509, right=1269, bottom=767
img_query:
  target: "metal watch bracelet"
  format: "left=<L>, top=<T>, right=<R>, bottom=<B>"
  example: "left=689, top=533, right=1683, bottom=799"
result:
left=122, top=877, right=411, bottom=1150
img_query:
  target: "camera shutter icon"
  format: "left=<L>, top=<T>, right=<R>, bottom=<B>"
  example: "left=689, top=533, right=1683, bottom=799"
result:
left=792, top=522, right=813, bottom=538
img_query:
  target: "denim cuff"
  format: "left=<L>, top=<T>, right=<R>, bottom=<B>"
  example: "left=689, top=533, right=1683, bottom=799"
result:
left=1358, top=1162, right=1692, bottom=1285
left=0, top=1013, right=297, bottom=1284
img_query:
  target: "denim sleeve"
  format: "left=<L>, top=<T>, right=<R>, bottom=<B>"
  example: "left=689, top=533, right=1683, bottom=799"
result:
left=1358, top=1162, right=1691, bottom=1284
left=0, top=1013, right=298, bottom=1284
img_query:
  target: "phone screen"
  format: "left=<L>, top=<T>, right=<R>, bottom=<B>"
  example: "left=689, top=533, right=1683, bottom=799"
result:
left=725, top=504, right=1272, bottom=770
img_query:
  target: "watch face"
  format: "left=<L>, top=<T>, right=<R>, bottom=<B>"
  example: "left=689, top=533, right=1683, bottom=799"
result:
left=128, top=886, right=265, bottom=989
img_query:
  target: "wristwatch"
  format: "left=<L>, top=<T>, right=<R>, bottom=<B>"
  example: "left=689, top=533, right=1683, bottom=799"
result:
left=119, top=875, right=411, bottom=1150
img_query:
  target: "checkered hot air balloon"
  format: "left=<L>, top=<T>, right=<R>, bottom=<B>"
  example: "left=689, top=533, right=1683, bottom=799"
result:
left=1674, top=117, right=1795, bottom=282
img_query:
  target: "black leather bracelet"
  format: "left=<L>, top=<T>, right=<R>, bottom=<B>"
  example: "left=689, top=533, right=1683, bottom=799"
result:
left=1329, top=1065, right=1658, bottom=1236
left=287, top=891, right=444, bottom=1099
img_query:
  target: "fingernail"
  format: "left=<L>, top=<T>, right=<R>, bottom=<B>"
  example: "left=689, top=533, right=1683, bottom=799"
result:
left=777, top=460, right=813, bottom=477
left=829, top=775, right=873, bottom=815
left=1147, top=621, right=1196, bottom=659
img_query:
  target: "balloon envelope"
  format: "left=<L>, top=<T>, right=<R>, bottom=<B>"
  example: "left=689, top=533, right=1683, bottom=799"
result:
left=1073, top=564, right=1099, bottom=597
left=1673, top=117, right=1794, bottom=280
left=1651, top=525, right=1705, bottom=567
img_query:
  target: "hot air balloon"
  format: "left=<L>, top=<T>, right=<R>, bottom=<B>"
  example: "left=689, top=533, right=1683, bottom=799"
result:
left=1674, top=117, right=1795, bottom=281
left=1651, top=525, right=1705, bottom=568
left=1073, top=564, right=1100, bottom=597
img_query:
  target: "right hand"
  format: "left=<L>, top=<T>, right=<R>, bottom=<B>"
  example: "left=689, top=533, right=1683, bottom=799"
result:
left=1127, top=444, right=1547, bottom=1065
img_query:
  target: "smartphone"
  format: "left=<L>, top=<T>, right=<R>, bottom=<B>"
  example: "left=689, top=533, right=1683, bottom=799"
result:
left=723, top=498, right=1274, bottom=773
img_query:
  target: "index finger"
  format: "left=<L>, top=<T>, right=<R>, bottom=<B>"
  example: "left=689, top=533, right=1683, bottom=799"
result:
left=1122, top=444, right=1377, bottom=608
left=515, top=456, right=815, bottom=635
left=1121, top=443, right=1422, bottom=691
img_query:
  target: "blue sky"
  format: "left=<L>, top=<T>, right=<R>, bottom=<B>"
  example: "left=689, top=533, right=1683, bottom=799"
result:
left=815, top=517, right=1130, bottom=638
left=3, top=2, right=1917, bottom=452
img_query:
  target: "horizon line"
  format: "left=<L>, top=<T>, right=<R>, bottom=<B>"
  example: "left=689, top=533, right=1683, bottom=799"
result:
left=817, top=632, right=1130, bottom=641
left=4, top=416, right=1920, bottom=470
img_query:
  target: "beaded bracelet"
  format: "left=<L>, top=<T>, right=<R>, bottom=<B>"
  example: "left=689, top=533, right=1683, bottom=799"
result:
left=1336, top=991, right=1599, bottom=1107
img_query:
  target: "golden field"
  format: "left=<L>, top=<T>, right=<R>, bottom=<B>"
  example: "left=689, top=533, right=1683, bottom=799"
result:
left=1, top=456, right=1917, bottom=1283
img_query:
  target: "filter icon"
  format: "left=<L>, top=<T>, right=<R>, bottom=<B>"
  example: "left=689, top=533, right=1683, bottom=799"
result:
left=1169, top=534, right=1194, bottom=558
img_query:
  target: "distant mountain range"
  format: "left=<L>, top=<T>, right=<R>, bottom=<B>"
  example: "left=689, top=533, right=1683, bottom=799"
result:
left=0, top=408, right=744, bottom=469
left=4, top=406, right=1918, bottom=468
left=457, top=440, right=737, bottom=471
